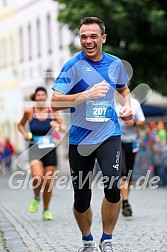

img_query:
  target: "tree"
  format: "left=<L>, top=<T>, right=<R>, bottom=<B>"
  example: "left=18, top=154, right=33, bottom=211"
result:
left=53, top=0, right=167, bottom=96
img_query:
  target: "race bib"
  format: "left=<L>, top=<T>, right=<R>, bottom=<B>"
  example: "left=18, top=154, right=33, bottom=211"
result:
left=34, top=136, right=55, bottom=149
left=86, top=100, right=113, bottom=122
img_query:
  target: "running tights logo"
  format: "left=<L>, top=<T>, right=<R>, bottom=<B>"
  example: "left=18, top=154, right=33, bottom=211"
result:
left=113, top=151, right=120, bottom=170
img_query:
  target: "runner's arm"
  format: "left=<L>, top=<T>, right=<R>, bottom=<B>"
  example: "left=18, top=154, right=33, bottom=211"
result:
left=17, top=110, right=31, bottom=141
left=51, top=81, right=110, bottom=111
left=116, top=85, right=133, bottom=121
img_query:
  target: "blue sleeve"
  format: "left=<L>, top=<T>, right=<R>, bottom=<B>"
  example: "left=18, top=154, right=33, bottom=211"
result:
left=52, top=61, right=77, bottom=94
left=108, top=59, right=130, bottom=88
left=116, top=59, right=131, bottom=88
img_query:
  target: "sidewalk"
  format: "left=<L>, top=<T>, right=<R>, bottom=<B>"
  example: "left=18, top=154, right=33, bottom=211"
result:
left=0, top=172, right=167, bottom=252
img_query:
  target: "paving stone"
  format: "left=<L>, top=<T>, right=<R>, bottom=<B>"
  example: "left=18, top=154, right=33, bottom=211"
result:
left=0, top=173, right=167, bottom=252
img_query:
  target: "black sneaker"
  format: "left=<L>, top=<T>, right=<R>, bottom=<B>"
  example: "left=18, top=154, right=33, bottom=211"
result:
left=122, top=202, right=132, bottom=217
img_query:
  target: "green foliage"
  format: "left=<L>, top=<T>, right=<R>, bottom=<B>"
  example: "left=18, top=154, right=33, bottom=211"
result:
left=53, top=0, right=167, bottom=96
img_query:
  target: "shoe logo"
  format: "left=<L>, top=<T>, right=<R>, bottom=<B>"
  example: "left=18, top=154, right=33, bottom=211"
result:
left=86, top=67, right=92, bottom=72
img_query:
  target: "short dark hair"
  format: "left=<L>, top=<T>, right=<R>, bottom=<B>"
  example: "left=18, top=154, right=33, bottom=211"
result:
left=79, top=17, right=105, bottom=35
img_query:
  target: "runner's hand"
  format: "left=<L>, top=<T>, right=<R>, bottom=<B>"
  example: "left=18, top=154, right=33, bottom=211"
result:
left=119, top=106, right=133, bottom=121
left=85, top=80, right=110, bottom=99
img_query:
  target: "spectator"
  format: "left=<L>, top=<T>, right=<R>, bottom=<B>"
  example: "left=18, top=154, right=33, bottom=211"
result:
left=152, top=135, right=167, bottom=186
left=5, top=138, right=15, bottom=155
left=0, top=139, right=4, bottom=174
left=1, top=143, right=13, bottom=174
left=157, top=121, right=167, bottom=143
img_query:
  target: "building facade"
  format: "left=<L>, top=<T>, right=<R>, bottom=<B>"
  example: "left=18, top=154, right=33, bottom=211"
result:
left=0, top=0, right=72, bottom=152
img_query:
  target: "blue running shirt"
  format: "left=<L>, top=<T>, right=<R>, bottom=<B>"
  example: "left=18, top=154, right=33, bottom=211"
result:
left=52, top=51, right=129, bottom=145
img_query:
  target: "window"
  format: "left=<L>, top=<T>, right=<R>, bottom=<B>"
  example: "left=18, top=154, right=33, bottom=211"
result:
left=37, top=19, right=41, bottom=58
left=3, top=38, right=6, bottom=67
left=3, top=0, right=7, bottom=6
left=10, top=35, right=14, bottom=66
left=47, top=14, right=52, bottom=54
left=0, top=40, right=2, bottom=69
left=19, top=28, right=24, bottom=63
left=0, top=96, right=4, bottom=111
left=58, top=23, right=63, bottom=50
left=28, top=24, right=32, bottom=60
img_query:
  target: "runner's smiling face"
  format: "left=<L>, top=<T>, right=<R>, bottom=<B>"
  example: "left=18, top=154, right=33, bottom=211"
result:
left=79, top=23, right=107, bottom=62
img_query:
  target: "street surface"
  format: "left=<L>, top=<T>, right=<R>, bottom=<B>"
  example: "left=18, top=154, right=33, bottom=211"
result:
left=0, top=166, right=167, bottom=252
